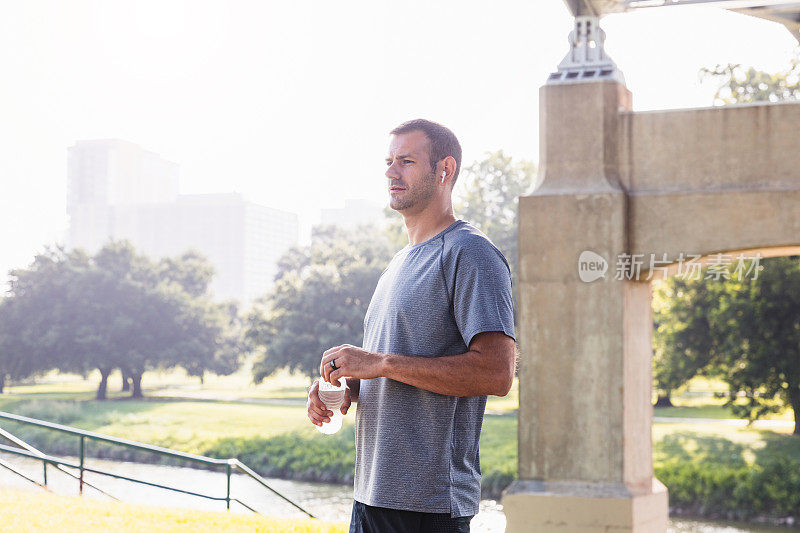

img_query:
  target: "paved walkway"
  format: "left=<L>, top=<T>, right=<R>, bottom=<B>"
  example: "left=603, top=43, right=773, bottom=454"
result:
left=655, top=416, right=795, bottom=429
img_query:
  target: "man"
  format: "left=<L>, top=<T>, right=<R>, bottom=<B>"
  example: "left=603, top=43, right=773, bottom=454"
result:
left=306, top=119, right=516, bottom=533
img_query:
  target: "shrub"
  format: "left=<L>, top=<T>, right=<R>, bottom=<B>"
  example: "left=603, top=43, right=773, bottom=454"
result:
left=656, top=458, right=800, bottom=520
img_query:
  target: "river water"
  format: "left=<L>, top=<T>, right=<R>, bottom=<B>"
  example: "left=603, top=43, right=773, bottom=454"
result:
left=0, top=455, right=795, bottom=532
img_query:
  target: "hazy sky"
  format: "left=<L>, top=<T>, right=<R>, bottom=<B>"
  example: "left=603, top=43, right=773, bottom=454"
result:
left=1, top=0, right=797, bottom=281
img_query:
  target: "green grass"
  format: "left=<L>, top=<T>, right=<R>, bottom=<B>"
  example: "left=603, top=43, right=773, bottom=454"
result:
left=2, top=371, right=800, bottom=518
left=0, top=370, right=515, bottom=494
left=653, top=423, right=800, bottom=465
left=0, top=397, right=347, bottom=467
left=0, top=369, right=520, bottom=462
left=651, top=424, right=800, bottom=519
left=655, top=399, right=794, bottom=421
left=0, top=488, right=346, bottom=532
left=653, top=376, right=795, bottom=421
left=478, top=413, right=517, bottom=496
left=2, top=365, right=313, bottom=402
left=656, top=404, right=735, bottom=419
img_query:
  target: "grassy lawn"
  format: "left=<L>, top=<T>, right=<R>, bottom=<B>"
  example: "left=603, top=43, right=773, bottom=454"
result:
left=0, top=367, right=515, bottom=456
left=1, top=370, right=799, bottom=515
left=654, top=400, right=792, bottom=421
left=0, top=370, right=518, bottom=494
left=0, top=397, right=343, bottom=462
left=0, top=488, right=346, bottom=533
left=653, top=422, right=800, bottom=467
left=1, top=365, right=313, bottom=403
left=0, top=372, right=795, bottom=463
left=654, top=376, right=795, bottom=421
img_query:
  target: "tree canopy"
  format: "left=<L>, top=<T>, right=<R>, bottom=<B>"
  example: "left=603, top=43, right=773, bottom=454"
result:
left=1, top=241, right=243, bottom=399
left=652, top=276, right=724, bottom=407
left=700, top=50, right=800, bottom=105
left=715, top=257, right=800, bottom=434
left=247, top=225, right=393, bottom=382
left=452, top=150, right=537, bottom=288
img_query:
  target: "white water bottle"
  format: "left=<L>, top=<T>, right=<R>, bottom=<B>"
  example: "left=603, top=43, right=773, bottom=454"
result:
left=317, top=379, right=347, bottom=435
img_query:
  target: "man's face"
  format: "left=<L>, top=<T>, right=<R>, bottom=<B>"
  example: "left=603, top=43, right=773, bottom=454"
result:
left=385, top=130, right=439, bottom=213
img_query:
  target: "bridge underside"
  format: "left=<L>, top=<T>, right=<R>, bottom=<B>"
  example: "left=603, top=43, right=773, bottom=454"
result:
left=562, top=0, right=800, bottom=41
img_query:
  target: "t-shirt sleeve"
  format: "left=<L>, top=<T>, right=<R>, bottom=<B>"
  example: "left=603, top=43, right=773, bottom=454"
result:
left=442, top=234, right=516, bottom=348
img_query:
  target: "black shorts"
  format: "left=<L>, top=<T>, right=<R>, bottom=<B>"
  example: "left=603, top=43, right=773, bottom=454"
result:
left=349, top=500, right=473, bottom=533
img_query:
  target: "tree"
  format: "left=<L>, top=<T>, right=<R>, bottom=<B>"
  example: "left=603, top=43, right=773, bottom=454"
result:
left=452, top=150, right=537, bottom=290
left=700, top=50, right=800, bottom=105
left=714, top=257, right=800, bottom=434
left=248, top=225, right=393, bottom=381
left=3, top=240, right=241, bottom=399
left=178, top=300, right=246, bottom=384
left=157, top=250, right=215, bottom=298
left=151, top=249, right=243, bottom=388
left=0, top=297, right=41, bottom=393
left=4, top=246, right=91, bottom=389
left=382, top=206, right=407, bottom=251
left=84, top=241, right=237, bottom=398
left=652, top=277, right=723, bottom=407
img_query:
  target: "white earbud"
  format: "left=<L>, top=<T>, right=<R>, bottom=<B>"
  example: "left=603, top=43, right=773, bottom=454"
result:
left=441, top=171, right=446, bottom=183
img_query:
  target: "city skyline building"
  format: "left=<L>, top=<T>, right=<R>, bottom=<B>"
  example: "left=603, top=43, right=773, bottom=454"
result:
left=319, top=198, right=385, bottom=230
left=66, top=139, right=299, bottom=303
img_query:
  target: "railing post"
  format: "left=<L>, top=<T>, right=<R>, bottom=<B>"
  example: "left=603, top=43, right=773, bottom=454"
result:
left=225, top=461, right=232, bottom=510
left=79, top=436, right=85, bottom=495
left=42, top=460, right=47, bottom=486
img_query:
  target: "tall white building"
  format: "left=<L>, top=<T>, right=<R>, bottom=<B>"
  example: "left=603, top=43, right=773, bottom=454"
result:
left=320, top=199, right=385, bottom=229
left=66, top=140, right=298, bottom=303
left=68, top=139, right=179, bottom=208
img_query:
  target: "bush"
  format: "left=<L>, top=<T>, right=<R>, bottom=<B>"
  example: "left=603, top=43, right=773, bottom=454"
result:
left=0, top=400, right=202, bottom=467
left=203, top=428, right=356, bottom=484
left=13, top=400, right=88, bottom=425
left=656, top=458, right=800, bottom=520
left=204, top=428, right=520, bottom=499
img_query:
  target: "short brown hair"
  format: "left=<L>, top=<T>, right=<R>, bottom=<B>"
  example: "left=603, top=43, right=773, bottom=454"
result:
left=390, top=119, right=462, bottom=184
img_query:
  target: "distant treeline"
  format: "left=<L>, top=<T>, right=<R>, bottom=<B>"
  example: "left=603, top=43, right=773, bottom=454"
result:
left=0, top=241, right=247, bottom=399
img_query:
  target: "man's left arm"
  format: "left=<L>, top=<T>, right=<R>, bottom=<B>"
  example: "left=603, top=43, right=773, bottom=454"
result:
left=320, top=332, right=517, bottom=397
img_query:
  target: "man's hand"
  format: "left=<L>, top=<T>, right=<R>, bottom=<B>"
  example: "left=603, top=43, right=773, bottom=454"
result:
left=320, top=344, right=386, bottom=386
left=306, top=379, right=353, bottom=427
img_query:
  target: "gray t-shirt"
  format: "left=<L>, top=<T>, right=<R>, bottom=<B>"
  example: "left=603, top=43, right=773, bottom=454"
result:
left=354, top=219, right=515, bottom=517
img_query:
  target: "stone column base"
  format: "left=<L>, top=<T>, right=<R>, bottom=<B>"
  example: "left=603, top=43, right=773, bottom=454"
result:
left=502, top=478, right=668, bottom=533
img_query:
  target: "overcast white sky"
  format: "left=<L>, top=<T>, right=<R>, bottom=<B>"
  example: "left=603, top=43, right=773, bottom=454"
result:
left=0, top=0, right=797, bottom=281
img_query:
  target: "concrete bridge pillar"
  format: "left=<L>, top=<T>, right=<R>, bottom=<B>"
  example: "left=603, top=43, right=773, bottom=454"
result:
left=502, top=78, right=669, bottom=532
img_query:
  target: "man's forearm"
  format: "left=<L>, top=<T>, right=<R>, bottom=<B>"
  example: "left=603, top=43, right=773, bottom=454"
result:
left=320, top=335, right=516, bottom=398
left=381, top=348, right=512, bottom=397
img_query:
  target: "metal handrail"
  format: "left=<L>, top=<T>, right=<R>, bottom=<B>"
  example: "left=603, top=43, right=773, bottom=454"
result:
left=0, top=426, right=116, bottom=499
left=0, top=410, right=315, bottom=518
left=0, top=455, right=49, bottom=489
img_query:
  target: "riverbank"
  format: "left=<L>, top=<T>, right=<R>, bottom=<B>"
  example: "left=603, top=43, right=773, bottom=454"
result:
left=4, top=456, right=794, bottom=533
left=0, top=399, right=514, bottom=499
left=0, top=372, right=798, bottom=527
left=0, top=487, right=346, bottom=532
